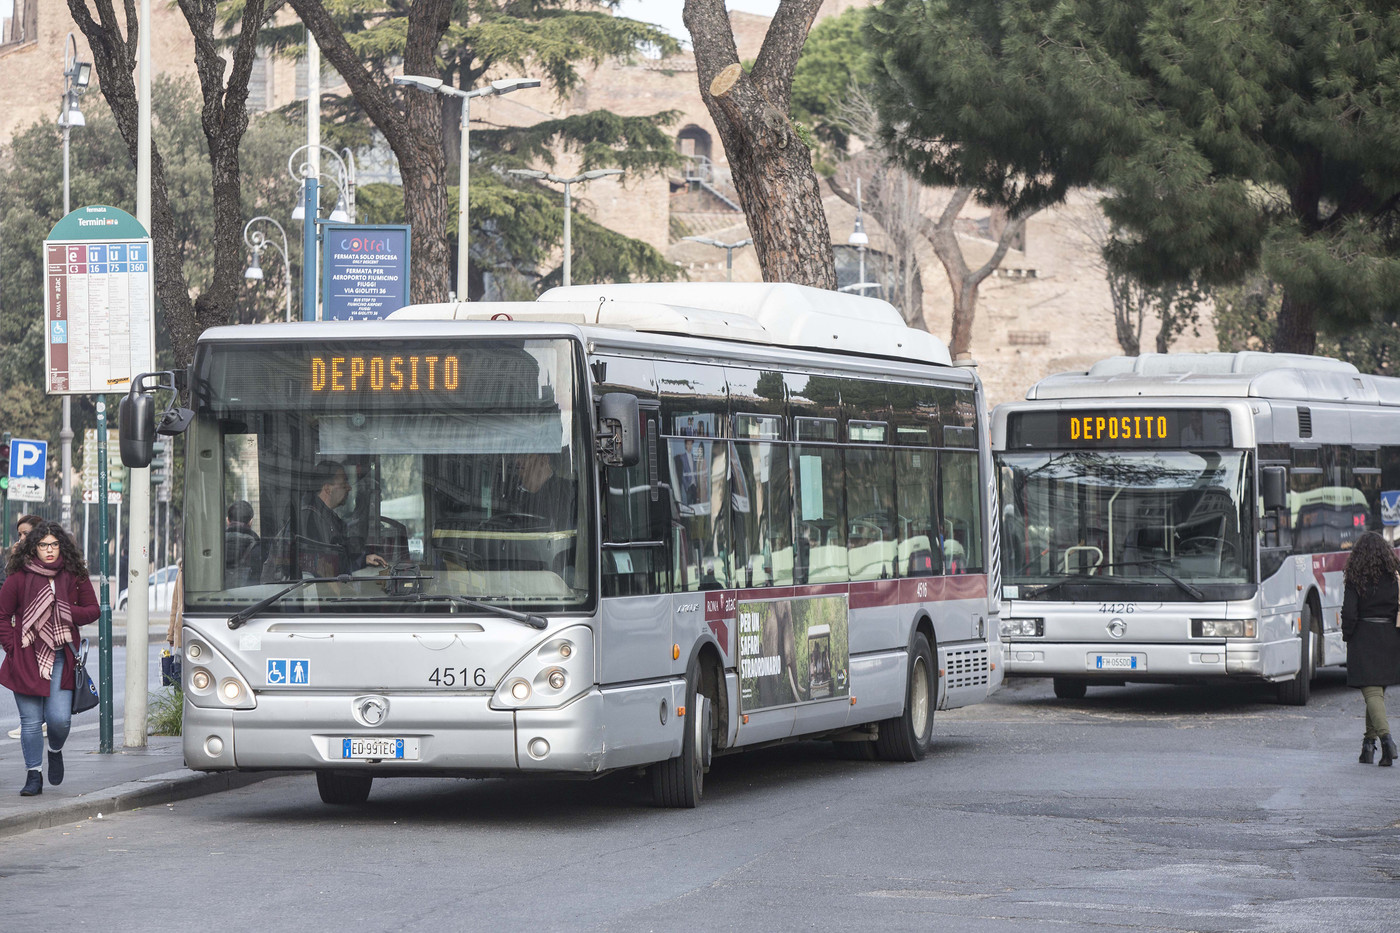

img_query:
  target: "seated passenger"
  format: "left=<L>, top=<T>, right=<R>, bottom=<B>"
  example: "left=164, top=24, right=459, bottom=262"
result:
left=224, top=500, right=263, bottom=588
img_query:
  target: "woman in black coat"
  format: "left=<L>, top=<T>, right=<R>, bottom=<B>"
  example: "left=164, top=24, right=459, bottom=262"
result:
left=1340, top=532, right=1400, bottom=766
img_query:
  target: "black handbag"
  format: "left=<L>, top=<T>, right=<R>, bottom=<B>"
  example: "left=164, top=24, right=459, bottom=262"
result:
left=71, top=638, right=99, bottom=714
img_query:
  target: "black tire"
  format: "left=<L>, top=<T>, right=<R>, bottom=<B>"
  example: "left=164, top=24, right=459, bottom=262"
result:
left=875, top=633, right=935, bottom=762
left=1276, top=606, right=1313, bottom=706
left=652, top=662, right=713, bottom=808
left=832, top=738, right=878, bottom=761
left=1053, top=677, right=1088, bottom=700
left=316, top=770, right=373, bottom=805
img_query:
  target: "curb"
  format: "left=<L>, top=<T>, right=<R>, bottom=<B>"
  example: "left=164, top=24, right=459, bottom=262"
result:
left=0, top=769, right=287, bottom=840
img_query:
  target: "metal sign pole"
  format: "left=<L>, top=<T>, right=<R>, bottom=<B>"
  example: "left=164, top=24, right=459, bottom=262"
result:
left=95, top=399, right=113, bottom=753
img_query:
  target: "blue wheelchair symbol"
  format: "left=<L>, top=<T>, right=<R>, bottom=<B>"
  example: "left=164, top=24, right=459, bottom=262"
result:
left=51, top=321, right=68, bottom=344
left=267, top=659, right=288, bottom=684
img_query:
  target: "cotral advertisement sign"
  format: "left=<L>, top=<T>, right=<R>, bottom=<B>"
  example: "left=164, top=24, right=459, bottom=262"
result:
left=738, top=594, right=849, bottom=712
left=320, top=223, right=411, bottom=321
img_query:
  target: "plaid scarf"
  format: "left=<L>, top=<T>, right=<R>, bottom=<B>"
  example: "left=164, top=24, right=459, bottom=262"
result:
left=19, top=560, right=73, bottom=681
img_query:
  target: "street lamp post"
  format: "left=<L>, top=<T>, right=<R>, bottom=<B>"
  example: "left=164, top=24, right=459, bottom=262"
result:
left=288, top=145, right=354, bottom=320
left=58, top=33, right=91, bottom=530
left=682, top=235, right=752, bottom=282
left=847, top=177, right=871, bottom=294
left=510, top=169, right=625, bottom=287
left=243, top=216, right=293, bottom=322
left=394, top=75, right=541, bottom=300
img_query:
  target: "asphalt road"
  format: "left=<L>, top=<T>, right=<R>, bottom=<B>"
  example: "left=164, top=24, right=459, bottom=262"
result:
left=2, top=669, right=1397, bottom=933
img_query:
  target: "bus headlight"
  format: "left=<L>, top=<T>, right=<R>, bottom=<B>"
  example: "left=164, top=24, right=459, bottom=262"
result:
left=182, top=637, right=256, bottom=709
left=1001, top=617, right=1044, bottom=638
left=1192, top=619, right=1256, bottom=638
left=491, top=625, right=593, bottom=710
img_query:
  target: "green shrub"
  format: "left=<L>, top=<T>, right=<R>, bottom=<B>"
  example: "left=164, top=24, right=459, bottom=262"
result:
left=147, top=687, right=184, bottom=736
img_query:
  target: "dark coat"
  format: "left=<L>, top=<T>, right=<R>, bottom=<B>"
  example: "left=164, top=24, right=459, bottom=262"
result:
left=0, top=567, right=99, bottom=696
left=1341, top=577, right=1400, bottom=688
left=224, top=521, right=263, bottom=587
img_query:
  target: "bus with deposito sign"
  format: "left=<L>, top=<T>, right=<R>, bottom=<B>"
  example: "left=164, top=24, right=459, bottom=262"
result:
left=992, top=351, right=1400, bottom=704
left=120, top=283, right=1002, bottom=807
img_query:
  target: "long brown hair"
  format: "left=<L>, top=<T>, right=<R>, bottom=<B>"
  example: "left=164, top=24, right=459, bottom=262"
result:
left=5, top=521, right=88, bottom=577
left=1344, top=531, right=1400, bottom=590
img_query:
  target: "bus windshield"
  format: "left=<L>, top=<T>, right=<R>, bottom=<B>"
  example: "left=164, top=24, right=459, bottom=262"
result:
left=182, top=337, right=592, bottom=614
left=999, top=449, right=1253, bottom=591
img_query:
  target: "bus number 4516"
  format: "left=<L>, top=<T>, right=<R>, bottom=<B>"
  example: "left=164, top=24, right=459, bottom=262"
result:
left=428, top=667, right=487, bottom=687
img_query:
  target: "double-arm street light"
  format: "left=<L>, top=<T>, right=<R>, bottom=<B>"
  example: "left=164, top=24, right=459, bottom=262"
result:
left=57, top=32, right=91, bottom=529
left=510, top=169, right=624, bottom=287
left=243, top=216, right=293, bottom=322
left=289, top=144, right=355, bottom=223
left=683, top=235, right=752, bottom=282
left=394, top=75, right=541, bottom=300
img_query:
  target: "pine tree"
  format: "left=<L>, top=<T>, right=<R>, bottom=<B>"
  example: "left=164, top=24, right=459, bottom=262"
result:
left=870, top=0, right=1400, bottom=353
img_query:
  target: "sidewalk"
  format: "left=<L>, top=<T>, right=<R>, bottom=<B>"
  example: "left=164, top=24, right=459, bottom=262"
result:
left=0, top=729, right=277, bottom=839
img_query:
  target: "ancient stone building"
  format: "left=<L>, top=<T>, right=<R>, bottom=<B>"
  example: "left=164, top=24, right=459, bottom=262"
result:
left=0, top=0, right=1215, bottom=405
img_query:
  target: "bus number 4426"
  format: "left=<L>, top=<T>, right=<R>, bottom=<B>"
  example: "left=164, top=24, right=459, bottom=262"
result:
left=428, top=667, right=487, bottom=687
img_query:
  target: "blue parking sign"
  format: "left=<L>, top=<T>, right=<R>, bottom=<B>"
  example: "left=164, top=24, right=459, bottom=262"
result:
left=7, top=439, right=47, bottom=503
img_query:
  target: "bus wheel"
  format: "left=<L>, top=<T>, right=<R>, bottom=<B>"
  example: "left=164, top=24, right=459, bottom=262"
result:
left=1053, top=678, right=1088, bottom=700
left=316, top=771, right=373, bottom=805
left=1276, top=608, right=1313, bottom=706
left=876, top=633, right=935, bottom=762
left=652, top=664, right=713, bottom=808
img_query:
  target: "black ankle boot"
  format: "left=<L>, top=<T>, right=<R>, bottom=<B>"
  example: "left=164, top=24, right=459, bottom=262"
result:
left=1381, top=734, right=1397, bottom=767
left=20, top=770, right=42, bottom=796
left=1361, top=737, right=1377, bottom=764
left=48, top=749, right=64, bottom=786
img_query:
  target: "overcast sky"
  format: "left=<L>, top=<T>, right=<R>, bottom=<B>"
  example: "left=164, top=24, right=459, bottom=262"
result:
left=615, top=1, right=781, bottom=43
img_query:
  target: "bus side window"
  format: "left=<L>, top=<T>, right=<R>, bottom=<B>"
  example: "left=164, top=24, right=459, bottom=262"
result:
left=664, top=434, right=731, bottom=592
left=939, top=450, right=983, bottom=574
left=602, top=411, right=668, bottom=597
left=896, top=448, right=938, bottom=577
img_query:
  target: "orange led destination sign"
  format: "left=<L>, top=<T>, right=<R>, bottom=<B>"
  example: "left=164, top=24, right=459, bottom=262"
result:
left=1068, top=414, right=1168, bottom=442
left=1006, top=409, right=1233, bottom=449
left=310, top=354, right=460, bottom=393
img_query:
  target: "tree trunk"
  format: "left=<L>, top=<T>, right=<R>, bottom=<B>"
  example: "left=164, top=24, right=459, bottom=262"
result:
left=1274, top=290, right=1317, bottom=355
left=685, top=0, right=835, bottom=290
left=920, top=187, right=1027, bottom=360
left=68, top=0, right=271, bottom=366
left=288, top=0, right=454, bottom=304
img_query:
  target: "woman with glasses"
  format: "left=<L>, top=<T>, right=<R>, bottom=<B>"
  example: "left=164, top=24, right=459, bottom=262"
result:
left=0, top=521, right=98, bottom=796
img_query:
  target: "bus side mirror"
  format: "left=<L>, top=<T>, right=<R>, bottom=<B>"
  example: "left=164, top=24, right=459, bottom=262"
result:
left=1261, top=466, right=1287, bottom=512
left=597, top=393, right=640, bottom=468
left=118, top=392, right=156, bottom=468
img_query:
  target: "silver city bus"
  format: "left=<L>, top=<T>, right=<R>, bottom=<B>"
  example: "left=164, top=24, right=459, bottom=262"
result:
left=122, top=283, right=1002, bottom=807
left=993, top=351, right=1400, bottom=704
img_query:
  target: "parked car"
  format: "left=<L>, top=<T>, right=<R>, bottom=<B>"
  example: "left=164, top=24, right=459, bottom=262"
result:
left=116, top=564, right=179, bottom=613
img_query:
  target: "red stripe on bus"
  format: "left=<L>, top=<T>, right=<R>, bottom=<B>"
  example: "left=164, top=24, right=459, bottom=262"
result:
left=702, top=575, right=988, bottom=620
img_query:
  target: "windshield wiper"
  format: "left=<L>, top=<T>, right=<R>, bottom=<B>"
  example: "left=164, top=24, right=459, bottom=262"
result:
left=227, top=573, right=431, bottom=629
left=1144, top=559, right=1206, bottom=601
left=1090, top=559, right=1207, bottom=601
left=1021, top=573, right=1120, bottom=600
left=408, top=593, right=548, bottom=630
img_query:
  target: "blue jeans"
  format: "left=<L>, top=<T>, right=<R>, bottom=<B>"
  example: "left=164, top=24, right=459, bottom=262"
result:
left=13, top=652, right=71, bottom=771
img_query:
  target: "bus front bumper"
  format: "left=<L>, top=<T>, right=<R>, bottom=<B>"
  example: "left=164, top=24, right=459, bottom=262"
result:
left=1001, top=640, right=1277, bottom=681
left=183, top=680, right=685, bottom=775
